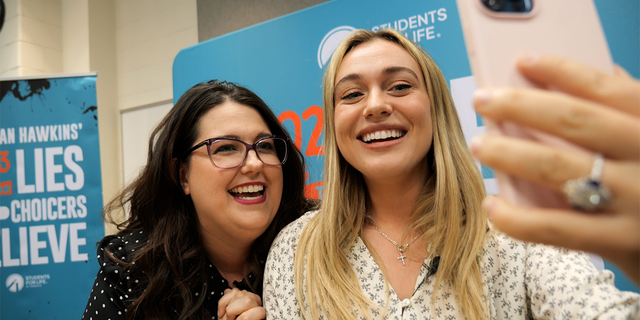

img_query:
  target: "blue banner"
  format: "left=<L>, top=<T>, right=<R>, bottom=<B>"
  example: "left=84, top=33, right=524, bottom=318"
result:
left=0, top=75, right=105, bottom=319
left=173, top=0, right=638, bottom=293
left=174, top=0, right=481, bottom=200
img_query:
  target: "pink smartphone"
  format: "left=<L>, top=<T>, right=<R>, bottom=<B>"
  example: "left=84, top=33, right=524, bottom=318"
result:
left=456, top=0, right=615, bottom=208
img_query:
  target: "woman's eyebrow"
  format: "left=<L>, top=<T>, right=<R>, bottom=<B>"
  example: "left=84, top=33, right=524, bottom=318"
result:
left=335, top=66, right=419, bottom=88
left=255, top=132, right=274, bottom=140
left=384, top=66, right=419, bottom=81
left=335, top=73, right=361, bottom=88
left=208, top=132, right=272, bottom=142
left=211, top=134, right=240, bottom=140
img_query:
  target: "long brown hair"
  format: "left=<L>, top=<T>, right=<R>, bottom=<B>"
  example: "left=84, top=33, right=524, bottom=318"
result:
left=105, top=80, right=312, bottom=319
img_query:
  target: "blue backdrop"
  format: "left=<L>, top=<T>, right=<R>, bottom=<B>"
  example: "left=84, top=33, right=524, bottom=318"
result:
left=173, top=0, right=639, bottom=292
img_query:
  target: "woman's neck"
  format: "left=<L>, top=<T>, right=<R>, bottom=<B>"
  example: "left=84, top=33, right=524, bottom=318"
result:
left=364, top=172, right=427, bottom=226
left=201, top=232, right=252, bottom=284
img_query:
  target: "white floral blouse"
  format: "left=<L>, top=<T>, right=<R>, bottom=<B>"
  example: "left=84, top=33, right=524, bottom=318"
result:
left=264, top=211, right=640, bottom=319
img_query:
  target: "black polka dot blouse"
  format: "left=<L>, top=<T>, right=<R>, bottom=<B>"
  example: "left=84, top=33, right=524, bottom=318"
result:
left=81, top=230, right=255, bottom=320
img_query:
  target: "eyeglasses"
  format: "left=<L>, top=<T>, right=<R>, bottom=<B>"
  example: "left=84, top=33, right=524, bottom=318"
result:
left=183, top=136, right=288, bottom=169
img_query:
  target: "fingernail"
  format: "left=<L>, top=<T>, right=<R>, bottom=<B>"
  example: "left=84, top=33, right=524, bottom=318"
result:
left=518, top=53, right=541, bottom=66
left=470, top=135, right=483, bottom=155
left=472, top=89, right=492, bottom=109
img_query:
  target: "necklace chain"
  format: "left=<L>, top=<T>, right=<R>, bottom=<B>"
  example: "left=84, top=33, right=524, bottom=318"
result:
left=365, top=216, right=421, bottom=266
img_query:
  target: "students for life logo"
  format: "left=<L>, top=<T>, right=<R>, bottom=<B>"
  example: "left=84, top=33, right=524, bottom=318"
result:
left=6, top=273, right=24, bottom=292
left=317, top=26, right=355, bottom=69
left=4, top=273, right=51, bottom=292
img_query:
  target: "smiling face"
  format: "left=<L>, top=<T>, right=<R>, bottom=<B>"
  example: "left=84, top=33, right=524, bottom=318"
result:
left=180, top=101, right=284, bottom=246
left=333, top=39, right=433, bottom=184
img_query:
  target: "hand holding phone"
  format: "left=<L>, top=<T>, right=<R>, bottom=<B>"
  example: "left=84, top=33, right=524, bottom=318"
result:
left=456, top=0, right=614, bottom=208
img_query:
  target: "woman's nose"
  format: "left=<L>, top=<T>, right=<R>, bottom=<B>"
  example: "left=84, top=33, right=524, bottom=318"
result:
left=240, top=149, right=264, bottom=174
left=363, top=89, right=393, bottom=119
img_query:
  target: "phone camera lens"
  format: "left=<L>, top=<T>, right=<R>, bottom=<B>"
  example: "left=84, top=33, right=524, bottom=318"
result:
left=482, top=0, right=504, bottom=11
left=481, top=0, right=533, bottom=13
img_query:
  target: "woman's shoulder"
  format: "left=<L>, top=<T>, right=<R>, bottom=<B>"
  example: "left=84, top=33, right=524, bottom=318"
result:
left=268, top=210, right=318, bottom=260
left=273, top=210, right=318, bottom=243
left=483, top=228, right=597, bottom=271
left=484, top=230, right=527, bottom=251
left=483, top=230, right=639, bottom=317
left=485, top=229, right=568, bottom=256
left=84, top=230, right=148, bottom=318
left=264, top=212, right=317, bottom=315
left=97, top=230, right=147, bottom=266
left=486, top=229, right=589, bottom=255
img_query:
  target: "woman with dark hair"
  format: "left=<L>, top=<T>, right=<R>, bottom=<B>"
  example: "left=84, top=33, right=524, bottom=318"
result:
left=82, top=80, right=312, bottom=320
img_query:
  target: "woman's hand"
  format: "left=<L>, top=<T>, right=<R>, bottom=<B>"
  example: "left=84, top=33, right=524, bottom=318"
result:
left=470, top=54, right=640, bottom=285
left=217, top=288, right=265, bottom=320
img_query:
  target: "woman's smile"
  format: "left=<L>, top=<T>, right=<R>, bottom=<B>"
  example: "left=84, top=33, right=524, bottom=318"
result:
left=360, top=129, right=405, bottom=143
left=229, top=182, right=267, bottom=204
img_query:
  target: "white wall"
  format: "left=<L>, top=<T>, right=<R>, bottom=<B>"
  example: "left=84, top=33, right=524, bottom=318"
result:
left=0, top=0, right=198, bottom=235
left=121, top=103, right=172, bottom=185
left=0, top=0, right=63, bottom=77
left=114, top=0, right=196, bottom=230
left=116, top=0, right=197, bottom=111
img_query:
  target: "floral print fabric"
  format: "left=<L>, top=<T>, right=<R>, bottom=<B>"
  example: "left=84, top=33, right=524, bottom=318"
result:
left=264, top=211, right=640, bottom=319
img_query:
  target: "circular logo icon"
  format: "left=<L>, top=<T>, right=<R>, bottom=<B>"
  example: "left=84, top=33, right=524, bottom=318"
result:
left=317, top=26, right=356, bottom=69
left=6, top=273, right=24, bottom=292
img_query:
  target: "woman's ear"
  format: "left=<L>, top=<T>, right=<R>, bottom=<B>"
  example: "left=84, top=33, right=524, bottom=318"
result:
left=175, top=158, right=191, bottom=195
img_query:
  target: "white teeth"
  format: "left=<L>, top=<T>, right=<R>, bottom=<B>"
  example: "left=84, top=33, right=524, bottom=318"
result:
left=362, top=130, right=403, bottom=143
left=235, top=194, right=262, bottom=200
left=230, top=184, right=264, bottom=194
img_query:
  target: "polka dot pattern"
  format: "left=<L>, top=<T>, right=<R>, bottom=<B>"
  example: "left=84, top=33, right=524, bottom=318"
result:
left=81, top=231, right=257, bottom=319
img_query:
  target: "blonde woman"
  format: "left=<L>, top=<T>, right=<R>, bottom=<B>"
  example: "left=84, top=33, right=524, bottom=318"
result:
left=263, top=29, right=639, bottom=319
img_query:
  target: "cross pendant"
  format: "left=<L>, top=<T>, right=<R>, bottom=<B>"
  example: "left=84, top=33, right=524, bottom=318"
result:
left=397, top=252, right=407, bottom=265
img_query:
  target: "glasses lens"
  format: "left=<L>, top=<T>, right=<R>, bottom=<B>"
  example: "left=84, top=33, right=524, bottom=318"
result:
left=256, top=138, right=287, bottom=165
left=209, top=139, right=246, bottom=168
left=208, top=137, right=288, bottom=168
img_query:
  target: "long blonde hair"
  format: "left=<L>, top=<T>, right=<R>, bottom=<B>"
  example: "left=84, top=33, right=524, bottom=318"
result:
left=294, top=29, right=489, bottom=319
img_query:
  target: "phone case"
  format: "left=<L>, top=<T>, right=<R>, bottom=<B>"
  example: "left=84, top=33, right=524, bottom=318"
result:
left=457, top=0, right=613, bottom=87
left=456, top=0, right=614, bottom=208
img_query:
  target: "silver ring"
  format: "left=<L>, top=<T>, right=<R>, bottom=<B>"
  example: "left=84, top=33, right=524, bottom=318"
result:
left=561, top=153, right=611, bottom=211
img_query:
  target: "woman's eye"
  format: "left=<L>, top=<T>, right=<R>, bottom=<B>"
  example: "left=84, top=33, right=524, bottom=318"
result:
left=257, top=141, right=275, bottom=152
left=212, top=144, right=238, bottom=154
left=391, top=84, right=411, bottom=92
left=341, top=91, right=362, bottom=100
